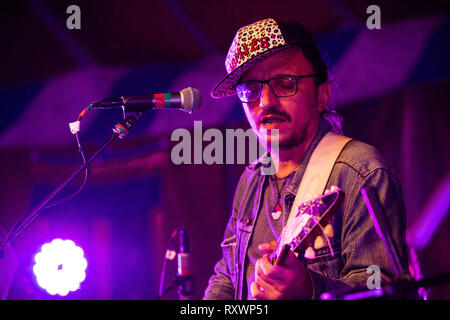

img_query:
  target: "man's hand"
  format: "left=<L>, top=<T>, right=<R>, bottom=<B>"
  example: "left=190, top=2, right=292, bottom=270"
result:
left=250, top=241, right=313, bottom=300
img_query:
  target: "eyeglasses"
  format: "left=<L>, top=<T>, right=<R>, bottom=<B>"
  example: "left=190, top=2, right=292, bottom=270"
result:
left=234, top=74, right=320, bottom=103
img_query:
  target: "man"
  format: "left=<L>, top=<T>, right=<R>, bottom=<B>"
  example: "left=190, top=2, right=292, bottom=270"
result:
left=203, top=18, right=407, bottom=300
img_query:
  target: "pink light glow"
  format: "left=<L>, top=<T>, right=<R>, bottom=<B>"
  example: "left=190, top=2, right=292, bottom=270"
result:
left=33, top=239, right=87, bottom=296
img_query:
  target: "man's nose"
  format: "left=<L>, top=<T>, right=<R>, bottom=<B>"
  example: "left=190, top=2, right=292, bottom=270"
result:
left=259, top=83, right=278, bottom=109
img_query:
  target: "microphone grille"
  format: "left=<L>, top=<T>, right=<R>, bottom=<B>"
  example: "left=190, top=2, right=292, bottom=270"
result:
left=180, top=87, right=202, bottom=113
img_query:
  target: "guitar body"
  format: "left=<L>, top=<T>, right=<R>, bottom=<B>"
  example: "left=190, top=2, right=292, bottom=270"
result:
left=271, top=186, right=344, bottom=266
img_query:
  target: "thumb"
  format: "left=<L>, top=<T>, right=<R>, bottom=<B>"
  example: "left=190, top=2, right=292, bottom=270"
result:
left=258, top=240, right=277, bottom=253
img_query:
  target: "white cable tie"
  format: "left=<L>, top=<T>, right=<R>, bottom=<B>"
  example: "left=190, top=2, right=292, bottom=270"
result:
left=165, top=250, right=176, bottom=260
left=69, top=121, right=81, bottom=134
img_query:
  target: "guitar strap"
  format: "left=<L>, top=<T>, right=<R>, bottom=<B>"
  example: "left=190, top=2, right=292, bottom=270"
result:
left=282, top=132, right=352, bottom=242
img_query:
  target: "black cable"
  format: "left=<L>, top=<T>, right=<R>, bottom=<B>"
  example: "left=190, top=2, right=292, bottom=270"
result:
left=0, top=112, right=140, bottom=255
left=1, top=124, right=90, bottom=254
left=0, top=132, right=119, bottom=253
left=158, top=229, right=179, bottom=299
left=43, top=130, right=89, bottom=209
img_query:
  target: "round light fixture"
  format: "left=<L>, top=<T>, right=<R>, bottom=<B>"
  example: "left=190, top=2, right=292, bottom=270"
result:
left=33, top=239, right=87, bottom=296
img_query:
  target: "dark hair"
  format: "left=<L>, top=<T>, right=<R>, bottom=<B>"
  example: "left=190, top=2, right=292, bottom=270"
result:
left=291, top=44, right=343, bottom=134
left=277, top=21, right=328, bottom=85
left=296, top=44, right=328, bottom=86
left=275, top=20, right=343, bottom=133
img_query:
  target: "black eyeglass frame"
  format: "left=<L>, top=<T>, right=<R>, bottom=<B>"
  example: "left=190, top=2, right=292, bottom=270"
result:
left=234, top=74, right=321, bottom=103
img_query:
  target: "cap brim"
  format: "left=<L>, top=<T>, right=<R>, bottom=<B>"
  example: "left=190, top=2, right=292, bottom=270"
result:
left=210, top=46, right=290, bottom=99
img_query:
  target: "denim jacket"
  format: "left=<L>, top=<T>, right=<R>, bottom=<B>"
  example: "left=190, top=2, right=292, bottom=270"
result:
left=203, top=119, right=408, bottom=300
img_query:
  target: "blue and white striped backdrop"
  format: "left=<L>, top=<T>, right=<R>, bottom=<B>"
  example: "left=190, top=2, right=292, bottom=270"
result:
left=1, top=16, right=449, bottom=148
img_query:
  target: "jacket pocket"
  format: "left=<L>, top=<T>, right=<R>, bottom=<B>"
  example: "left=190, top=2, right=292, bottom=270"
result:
left=220, top=235, right=237, bottom=281
left=305, top=240, right=343, bottom=279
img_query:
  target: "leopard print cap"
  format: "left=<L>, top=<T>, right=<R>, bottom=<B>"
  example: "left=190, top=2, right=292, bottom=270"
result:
left=211, top=18, right=290, bottom=98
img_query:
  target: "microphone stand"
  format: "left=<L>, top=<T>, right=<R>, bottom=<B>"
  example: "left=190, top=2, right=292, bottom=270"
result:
left=0, top=113, right=142, bottom=256
left=361, top=187, right=407, bottom=277
left=155, top=228, right=194, bottom=300
left=323, top=187, right=414, bottom=300
left=154, top=274, right=194, bottom=300
left=176, top=229, right=194, bottom=300
left=321, top=187, right=450, bottom=300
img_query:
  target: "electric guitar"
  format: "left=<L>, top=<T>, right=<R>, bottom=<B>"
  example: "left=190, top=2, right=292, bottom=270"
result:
left=270, top=186, right=344, bottom=266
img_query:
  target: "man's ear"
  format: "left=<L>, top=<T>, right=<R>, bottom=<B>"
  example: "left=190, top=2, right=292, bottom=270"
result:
left=317, top=82, right=331, bottom=112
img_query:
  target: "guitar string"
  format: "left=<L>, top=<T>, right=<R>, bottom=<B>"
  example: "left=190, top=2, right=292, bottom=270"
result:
left=271, top=167, right=336, bottom=259
left=311, top=215, right=335, bottom=257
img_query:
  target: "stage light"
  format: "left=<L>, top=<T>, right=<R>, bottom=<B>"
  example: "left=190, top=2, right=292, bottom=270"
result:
left=33, top=239, right=87, bottom=296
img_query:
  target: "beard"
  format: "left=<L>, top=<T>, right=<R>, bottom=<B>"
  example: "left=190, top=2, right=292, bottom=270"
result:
left=247, top=105, right=320, bottom=155
left=258, top=124, right=308, bottom=153
left=279, top=129, right=308, bottom=149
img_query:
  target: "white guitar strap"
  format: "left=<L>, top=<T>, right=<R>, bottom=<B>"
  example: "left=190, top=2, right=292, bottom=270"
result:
left=282, top=132, right=352, bottom=243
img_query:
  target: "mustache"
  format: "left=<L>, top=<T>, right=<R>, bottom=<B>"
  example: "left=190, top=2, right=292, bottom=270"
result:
left=257, top=108, right=291, bottom=124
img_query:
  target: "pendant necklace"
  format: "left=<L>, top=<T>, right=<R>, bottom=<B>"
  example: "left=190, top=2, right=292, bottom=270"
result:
left=270, top=167, right=299, bottom=221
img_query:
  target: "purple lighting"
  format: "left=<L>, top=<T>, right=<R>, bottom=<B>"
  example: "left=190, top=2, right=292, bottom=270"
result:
left=407, top=174, right=450, bottom=250
left=33, top=239, right=87, bottom=296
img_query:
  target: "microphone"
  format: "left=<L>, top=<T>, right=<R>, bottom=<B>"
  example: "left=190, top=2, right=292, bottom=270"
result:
left=177, top=229, right=194, bottom=299
left=90, top=87, right=202, bottom=114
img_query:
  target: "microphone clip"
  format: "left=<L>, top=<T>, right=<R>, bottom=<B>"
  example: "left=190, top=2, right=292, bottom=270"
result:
left=113, top=112, right=142, bottom=139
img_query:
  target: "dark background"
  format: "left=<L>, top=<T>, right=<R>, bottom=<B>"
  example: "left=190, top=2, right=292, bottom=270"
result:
left=0, top=0, right=449, bottom=300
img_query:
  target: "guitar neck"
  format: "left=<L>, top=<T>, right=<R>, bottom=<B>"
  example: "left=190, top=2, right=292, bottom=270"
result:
left=270, top=187, right=343, bottom=267
left=272, top=244, right=290, bottom=266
